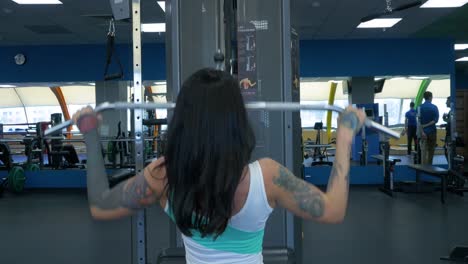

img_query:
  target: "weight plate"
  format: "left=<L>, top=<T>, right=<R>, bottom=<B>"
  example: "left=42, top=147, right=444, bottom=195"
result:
left=27, top=163, right=40, bottom=172
left=8, top=166, right=26, bottom=193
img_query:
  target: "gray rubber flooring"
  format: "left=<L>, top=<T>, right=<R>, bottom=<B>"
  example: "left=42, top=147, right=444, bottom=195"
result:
left=302, top=187, right=468, bottom=264
left=0, top=186, right=467, bottom=264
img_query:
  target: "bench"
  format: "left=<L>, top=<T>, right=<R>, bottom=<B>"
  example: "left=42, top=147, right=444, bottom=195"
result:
left=407, top=164, right=448, bottom=203
left=371, top=154, right=401, bottom=165
left=156, top=247, right=295, bottom=264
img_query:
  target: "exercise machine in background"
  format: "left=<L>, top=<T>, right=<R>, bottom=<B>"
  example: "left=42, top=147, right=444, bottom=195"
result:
left=304, top=122, right=333, bottom=166
left=353, top=103, right=380, bottom=164
left=372, top=104, right=401, bottom=196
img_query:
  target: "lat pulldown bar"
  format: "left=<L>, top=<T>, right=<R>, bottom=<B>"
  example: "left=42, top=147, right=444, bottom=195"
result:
left=44, top=101, right=401, bottom=139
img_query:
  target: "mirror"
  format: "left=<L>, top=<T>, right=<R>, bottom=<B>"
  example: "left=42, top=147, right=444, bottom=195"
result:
left=300, top=75, right=451, bottom=168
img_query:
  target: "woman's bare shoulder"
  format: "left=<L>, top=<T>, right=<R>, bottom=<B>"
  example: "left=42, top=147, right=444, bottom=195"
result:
left=257, top=157, right=279, bottom=208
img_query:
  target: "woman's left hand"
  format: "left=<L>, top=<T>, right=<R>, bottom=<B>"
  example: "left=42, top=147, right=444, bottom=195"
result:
left=72, top=106, right=101, bottom=133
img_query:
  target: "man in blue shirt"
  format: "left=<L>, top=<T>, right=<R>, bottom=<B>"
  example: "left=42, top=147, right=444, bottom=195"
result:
left=403, top=102, right=417, bottom=155
left=418, top=91, right=439, bottom=164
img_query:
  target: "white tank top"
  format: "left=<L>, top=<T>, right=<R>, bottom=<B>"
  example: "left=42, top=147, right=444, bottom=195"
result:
left=164, top=160, right=273, bottom=264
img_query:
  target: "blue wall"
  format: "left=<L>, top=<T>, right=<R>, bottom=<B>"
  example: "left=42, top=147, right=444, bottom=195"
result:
left=2, top=39, right=461, bottom=103
left=0, top=43, right=166, bottom=83
left=299, top=39, right=455, bottom=77
left=304, top=165, right=445, bottom=185
left=1, top=38, right=456, bottom=84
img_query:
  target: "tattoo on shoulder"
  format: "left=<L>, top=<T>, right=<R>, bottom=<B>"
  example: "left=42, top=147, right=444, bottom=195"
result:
left=273, top=166, right=324, bottom=218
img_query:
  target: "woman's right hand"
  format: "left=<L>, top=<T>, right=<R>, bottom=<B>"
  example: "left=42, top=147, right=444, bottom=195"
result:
left=337, top=106, right=366, bottom=136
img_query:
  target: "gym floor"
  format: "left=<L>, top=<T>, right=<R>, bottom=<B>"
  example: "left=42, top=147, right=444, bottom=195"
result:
left=1, top=186, right=466, bottom=264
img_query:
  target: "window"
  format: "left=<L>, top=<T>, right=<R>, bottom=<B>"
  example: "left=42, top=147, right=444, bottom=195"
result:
left=300, top=101, right=327, bottom=128
left=0, top=107, right=28, bottom=132
left=400, top=99, right=413, bottom=125
left=432, top=98, right=450, bottom=125
left=300, top=100, right=349, bottom=128
left=374, top=99, right=402, bottom=126
left=299, top=77, right=450, bottom=129
left=151, top=82, right=168, bottom=120
left=25, top=106, right=63, bottom=124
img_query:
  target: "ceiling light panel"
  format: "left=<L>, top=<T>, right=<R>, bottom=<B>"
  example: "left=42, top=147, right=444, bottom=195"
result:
left=11, top=0, right=62, bottom=4
left=157, top=1, right=165, bottom=12
left=455, top=44, right=468, bottom=50
left=357, top=18, right=402, bottom=28
left=421, top=0, right=468, bottom=8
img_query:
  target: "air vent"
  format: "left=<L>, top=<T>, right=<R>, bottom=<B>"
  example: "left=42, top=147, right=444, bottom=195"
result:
left=24, top=25, right=71, bottom=34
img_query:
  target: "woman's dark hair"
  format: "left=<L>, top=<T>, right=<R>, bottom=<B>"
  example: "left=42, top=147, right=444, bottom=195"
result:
left=164, top=68, right=256, bottom=238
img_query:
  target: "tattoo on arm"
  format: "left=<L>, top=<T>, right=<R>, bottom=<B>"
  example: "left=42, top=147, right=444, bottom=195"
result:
left=84, top=127, right=158, bottom=211
left=340, top=112, right=359, bottom=132
left=273, top=166, right=324, bottom=218
left=92, top=170, right=156, bottom=211
left=344, top=144, right=351, bottom=185
left=327, top=165, right=339, bottom=192
left=327, top=145, right=351, bottom=192
left=327, top=164, right=350, bottom=190
left=121, top=170, right=156, bottom=210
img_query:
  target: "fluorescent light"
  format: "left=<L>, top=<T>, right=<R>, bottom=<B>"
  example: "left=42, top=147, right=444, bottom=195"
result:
left=141, top=23, right=165, bottom=33
left=375, top=77, right=384, bottom=81
left=11, top=0, right=62, bottom=4
left=0, top=84, right=16, bottom=88
left=421, top=0, right=468, bottom=8
left=88, top=83, right=95, bottom=86
left=455, top=44, right=468, bottom=50
left=390, top=77, right=405, bottom=80
left=153, top=81, right=166, bottom=85
left=157, top=1, right=165, bottom=12
left=456, top=57, right=468, bottom=62
left=357, top=18, right=402, bottom=28
left=409, top=76, right=430, bottom=80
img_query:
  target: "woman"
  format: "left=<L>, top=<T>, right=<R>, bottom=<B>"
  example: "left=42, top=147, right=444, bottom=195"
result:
left=73, top=68, right=365, bottom=264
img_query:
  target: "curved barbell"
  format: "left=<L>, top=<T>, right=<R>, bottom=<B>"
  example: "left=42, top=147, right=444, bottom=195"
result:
left=44, top=101, right=400, bottom=139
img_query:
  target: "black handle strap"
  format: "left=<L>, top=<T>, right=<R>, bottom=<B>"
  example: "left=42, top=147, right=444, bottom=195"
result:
left=104, top=33, right=124, bottom=81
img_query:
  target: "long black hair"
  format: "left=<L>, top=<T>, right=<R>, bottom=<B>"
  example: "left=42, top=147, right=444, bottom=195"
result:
left=164, top=68, right=256, bottom=238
